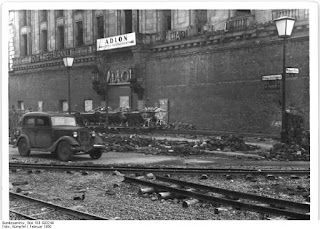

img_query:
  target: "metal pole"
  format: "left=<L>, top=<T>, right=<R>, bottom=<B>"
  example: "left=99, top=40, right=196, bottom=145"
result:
left=68, top=67, right=71, bottom=114
left=105, top=83, right=109, bottom=132
left=281, top=38, right=287, bottom=143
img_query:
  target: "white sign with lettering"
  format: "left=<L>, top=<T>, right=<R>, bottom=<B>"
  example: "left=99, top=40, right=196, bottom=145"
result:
left=97, top=32, right=136, bottom=51
left=261, top=75, right=282, bottom=81
left=286, top=68, right=299, bottom=74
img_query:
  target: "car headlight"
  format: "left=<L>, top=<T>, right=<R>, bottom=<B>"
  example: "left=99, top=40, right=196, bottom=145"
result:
left=90, top=131, right=96, bottom=137
left=73, top=131, right=78, bottom=138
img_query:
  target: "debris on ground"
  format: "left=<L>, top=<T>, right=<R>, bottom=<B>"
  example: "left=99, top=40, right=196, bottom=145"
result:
left=258, top=142, right=310, bottom=161
left=102, top=134, right=260, bottom=157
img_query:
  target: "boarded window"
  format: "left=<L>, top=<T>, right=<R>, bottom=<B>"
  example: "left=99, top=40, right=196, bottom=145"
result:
left=59, top=100, right=68, bottom=112
left=18, top=101, right=24, bottom=110
left=38, top=101, right=43, bottom=112
left=120, top=96, right=130, bottom=108
left=84, top=100, right=93, bottom=112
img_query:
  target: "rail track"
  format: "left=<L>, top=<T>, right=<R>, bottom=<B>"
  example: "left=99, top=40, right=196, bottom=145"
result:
left=124, top=175, right=310, bottom=220
left=9, top=162, right=310, bottom=175
left=9, top=192, right=109, bottom=220
left=9, top=162, right=309, bottom=220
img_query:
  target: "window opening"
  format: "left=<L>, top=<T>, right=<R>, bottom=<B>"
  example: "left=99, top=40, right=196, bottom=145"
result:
left=36, top=117, right=50, bottom=127
left=21, top=34, right=28, bottom=56
left=124, top=10, right=133, bottom=33
left=76, top=21, right=84, bottom=46
left=56, top=10, right=63, bottom=18
left=23, top=117, right=35, bottom=127
left=163, top=10, right=171, bottom=30
left=41, top=30, right=48, bottom=53
left=57, top=26, right=64, bottom=50
left=96, top=16, right=104, bottom=38
left=41, top=10, right=47, bottom=22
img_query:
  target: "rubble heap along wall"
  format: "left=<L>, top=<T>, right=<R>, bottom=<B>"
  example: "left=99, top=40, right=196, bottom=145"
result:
left=146, top=38, right=309, bottom=136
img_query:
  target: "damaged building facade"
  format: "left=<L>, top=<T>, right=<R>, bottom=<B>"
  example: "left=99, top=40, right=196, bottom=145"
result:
left=9, top=9, right=309, bottom=135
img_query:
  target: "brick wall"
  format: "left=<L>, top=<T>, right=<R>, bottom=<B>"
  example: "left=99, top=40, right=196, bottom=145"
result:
left=9, top=66, right=100, bottom=112
left=145, top=38, right=309, bottom=135
left=9, top=52, right=136, bottom=113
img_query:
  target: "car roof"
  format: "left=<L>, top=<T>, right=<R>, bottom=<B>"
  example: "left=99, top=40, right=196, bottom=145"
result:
left=22, top=112, right=75, bottom=118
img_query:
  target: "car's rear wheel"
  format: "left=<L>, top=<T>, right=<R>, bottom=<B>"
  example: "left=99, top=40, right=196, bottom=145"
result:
left=18, top=138, right=30, bottom=156
left=57, top=141, right=73, bottom=162
left=89, top=148, right=103, bottom=159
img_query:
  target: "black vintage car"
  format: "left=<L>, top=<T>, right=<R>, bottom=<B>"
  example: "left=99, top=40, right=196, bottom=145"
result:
left=15, top=112, right=106, bottom=161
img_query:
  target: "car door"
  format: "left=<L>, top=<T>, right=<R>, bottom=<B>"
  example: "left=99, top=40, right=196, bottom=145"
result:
left=34, top=116, right=53, bottom=149
left=22, top=116, right=36, bottom=147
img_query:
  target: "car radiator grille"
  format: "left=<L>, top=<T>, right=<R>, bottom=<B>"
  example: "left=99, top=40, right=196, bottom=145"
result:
left=79, top=131, right=90, bottom=144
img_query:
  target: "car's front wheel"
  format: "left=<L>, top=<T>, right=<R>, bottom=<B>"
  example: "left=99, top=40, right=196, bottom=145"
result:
left=89, top=148, right=103, bottom=159
left=57, top=141, right=73, bottom=162
left=18, top=138, right=30, bottom=156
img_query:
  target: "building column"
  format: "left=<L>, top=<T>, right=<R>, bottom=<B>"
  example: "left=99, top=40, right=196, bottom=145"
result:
left=65, top=10, right=73, bottom=48
left=132, top=10, right=139, bottom=33
left=13, top=11, right=20, bottom=57
left=84, top=10, right=93, bottom=45
left=48, top=10, right=55, bottom=51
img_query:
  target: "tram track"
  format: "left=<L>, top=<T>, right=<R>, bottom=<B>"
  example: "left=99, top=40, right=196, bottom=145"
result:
left=124, top=175, right=310, bottom=220
left=9, top=162, right=310, bottom=175
left=9, top=192, right=109, bottom=220
left=9, top=162, right=310, bottom=220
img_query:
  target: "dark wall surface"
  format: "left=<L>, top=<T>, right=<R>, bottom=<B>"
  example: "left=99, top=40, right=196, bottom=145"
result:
left=145, top=38, right=309, bottom=135
left=9, top=66, right=100, bottom=112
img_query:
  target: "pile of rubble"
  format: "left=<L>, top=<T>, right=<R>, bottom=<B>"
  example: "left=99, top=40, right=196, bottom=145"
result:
left=102, top=134, right=260, bottom=156
left=167, top=122, right=196, bottom=130
left=203, top=135, right=260, bottom=152
left=259, top=142, right=310, bottom=161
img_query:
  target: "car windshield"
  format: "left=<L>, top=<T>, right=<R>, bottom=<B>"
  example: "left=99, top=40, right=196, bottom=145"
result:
left=51, top=116, right=77, bottom=126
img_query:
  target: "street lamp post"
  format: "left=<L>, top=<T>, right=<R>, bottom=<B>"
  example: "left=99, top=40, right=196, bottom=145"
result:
left=63, top=57, right=74, bottom=114
left=274, top=16, right=295, bottom=143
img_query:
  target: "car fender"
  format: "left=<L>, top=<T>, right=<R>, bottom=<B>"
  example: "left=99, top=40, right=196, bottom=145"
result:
left=15, top=134, right=31, bottom=149
left=92, top=135, right=104, bottom=145
left=48, top=136, right=80, bottom=152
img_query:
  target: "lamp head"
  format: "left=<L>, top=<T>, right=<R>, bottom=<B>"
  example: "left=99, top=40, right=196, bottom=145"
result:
left=274, top=16, right=296, bottom=38
left=63, top=57, right=74, bottom=67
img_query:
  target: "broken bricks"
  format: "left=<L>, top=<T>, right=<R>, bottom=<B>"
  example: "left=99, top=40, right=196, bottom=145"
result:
left=200, top=174, right=208, bottom=180
left=182, top=199, right=199, bottom=208
left=112, top=170, right=125, bottom=176
left=138, top=187, right=155, bottom=195
left=11, top=181, right=28, bottom=186
left=266, top=174, right=276, bottom=180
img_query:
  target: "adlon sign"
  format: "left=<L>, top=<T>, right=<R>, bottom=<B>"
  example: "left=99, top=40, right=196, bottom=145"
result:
left=97, top=32, right=136, bottom=51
